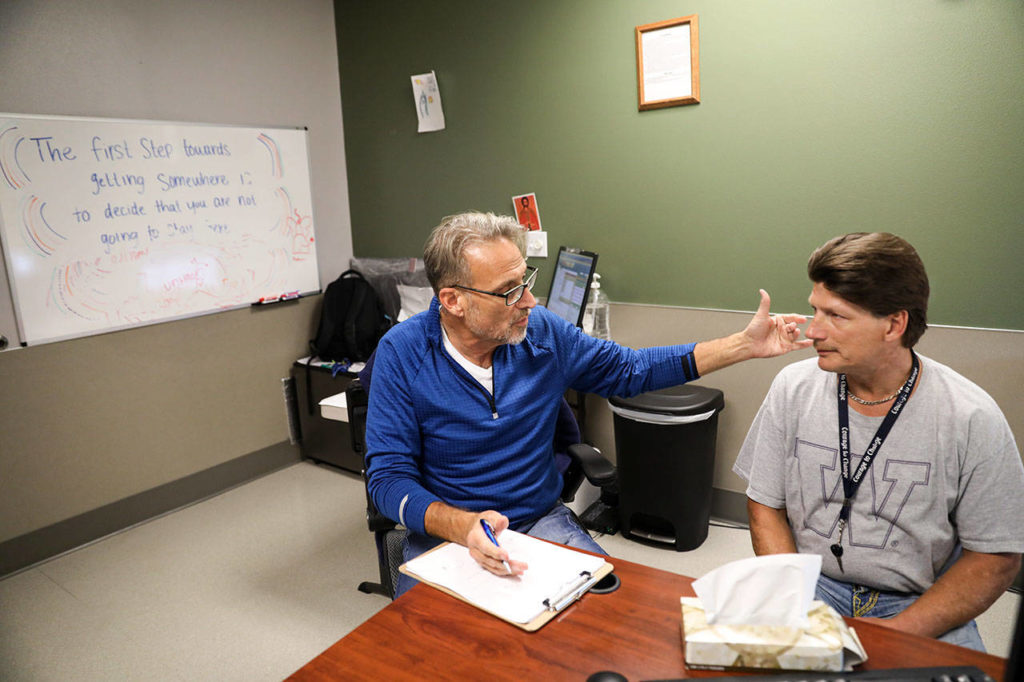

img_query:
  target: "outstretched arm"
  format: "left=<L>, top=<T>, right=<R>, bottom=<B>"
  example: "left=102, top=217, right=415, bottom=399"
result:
left=693, top=290, right=812, bottom=377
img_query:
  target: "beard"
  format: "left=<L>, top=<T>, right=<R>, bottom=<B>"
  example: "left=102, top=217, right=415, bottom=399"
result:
left=464, top=299, right=529, bottom=346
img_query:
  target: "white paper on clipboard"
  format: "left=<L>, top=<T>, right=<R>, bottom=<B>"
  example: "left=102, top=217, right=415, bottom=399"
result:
left=401, top=530, right=608, bottom=625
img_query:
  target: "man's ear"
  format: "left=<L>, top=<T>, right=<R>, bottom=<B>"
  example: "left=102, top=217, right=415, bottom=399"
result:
left=437, top=287, right=464, bottom=317
left=884, top=310, right=909, bottom=342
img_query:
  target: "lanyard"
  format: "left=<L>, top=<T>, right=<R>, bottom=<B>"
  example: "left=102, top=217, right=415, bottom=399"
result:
left=830, top=351, right=920, bottom=571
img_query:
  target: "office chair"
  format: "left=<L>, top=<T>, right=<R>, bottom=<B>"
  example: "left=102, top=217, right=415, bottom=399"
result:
left=551, top=395, right=619, bottom=533
left=349, top=355, right=619, bottom=599
left=347, top=378, right=406, bottom=598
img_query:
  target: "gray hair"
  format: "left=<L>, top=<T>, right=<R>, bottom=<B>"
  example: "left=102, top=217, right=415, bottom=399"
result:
left=423, top=211, right=526, bottom=294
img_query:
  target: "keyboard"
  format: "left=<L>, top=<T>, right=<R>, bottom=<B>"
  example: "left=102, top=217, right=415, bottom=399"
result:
left=647, top=666, right=994, bottom=682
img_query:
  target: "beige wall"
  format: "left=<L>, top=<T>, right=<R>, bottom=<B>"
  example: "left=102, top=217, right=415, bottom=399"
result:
left=0, top=300, right=320, bottom=541
left=584, top=302, right=1024, bottom=496
left=0, top=0, right=349, bottom=547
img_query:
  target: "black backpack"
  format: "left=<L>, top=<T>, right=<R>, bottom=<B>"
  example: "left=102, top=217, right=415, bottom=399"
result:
left=310, top=269, right=391, bottom=363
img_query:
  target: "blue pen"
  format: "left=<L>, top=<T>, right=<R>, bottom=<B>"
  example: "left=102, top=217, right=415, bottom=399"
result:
left=480, top=519, right=512, bottom=575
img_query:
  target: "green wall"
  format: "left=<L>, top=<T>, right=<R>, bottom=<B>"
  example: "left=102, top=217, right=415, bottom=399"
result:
left=336, top=0, right=1024, bottom=329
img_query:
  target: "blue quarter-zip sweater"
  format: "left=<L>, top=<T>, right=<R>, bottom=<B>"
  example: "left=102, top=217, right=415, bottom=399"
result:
left=365, top=297, right=699, bottom=536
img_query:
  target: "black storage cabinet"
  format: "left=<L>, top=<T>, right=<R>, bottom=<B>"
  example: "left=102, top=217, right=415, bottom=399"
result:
left=610, top=384, right=725, bottom=551
left=290, top=361, right=362, bottom=473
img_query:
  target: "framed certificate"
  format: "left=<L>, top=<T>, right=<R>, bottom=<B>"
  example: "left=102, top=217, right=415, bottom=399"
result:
left=636, top=15, right=700, bottom=111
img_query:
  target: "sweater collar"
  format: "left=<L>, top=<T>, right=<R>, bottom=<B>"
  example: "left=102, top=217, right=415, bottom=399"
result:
left=427, top=296, right=443, bottom=348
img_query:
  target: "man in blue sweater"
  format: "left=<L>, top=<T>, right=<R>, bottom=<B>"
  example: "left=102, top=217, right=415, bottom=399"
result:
left=365, top=211, right=812, bottom=598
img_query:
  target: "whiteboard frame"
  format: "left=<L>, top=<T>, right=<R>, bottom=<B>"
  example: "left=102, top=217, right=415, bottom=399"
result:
left=0, top=112, right=321, bottom=347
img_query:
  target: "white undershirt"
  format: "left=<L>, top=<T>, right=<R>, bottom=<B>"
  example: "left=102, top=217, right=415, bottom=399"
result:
left=441, top=324, right=493, bottom=394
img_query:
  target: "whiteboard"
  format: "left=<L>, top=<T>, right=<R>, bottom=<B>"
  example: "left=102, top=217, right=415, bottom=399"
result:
left=0, top=113, right=320, bottom=346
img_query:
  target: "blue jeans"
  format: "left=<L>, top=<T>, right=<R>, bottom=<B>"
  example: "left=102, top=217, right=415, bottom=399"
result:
left=394, top=503, right=605, bottom=599
left=815, top=573, right=986, bottom=652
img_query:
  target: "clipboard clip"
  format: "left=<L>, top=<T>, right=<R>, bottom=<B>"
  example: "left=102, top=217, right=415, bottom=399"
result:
left=542, top=570, right=597, bottom=612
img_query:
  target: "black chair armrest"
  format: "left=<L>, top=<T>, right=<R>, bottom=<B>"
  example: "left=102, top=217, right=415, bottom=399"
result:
left=567, top=443, right=617, bottom=489
left=362, top=469, right=399, bottom=533
left=345, top=379, right=369, bottom=457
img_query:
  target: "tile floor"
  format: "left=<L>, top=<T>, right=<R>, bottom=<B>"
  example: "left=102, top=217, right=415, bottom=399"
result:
left=0, top=461, right=1018, bottom=681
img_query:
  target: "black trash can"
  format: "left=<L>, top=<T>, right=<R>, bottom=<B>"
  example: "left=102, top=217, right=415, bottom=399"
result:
left=609, top=384, right=725, bottom=551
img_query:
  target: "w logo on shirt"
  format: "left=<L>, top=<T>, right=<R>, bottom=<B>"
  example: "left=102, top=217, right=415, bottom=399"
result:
left=796, top=440, right=930, bottom=550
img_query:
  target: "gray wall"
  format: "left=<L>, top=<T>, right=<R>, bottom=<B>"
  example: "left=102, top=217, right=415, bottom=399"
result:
left=0, top=0, right=351, bottom=571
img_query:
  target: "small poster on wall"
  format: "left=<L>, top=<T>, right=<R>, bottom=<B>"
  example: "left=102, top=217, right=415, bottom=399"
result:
left=512, top=192, right=542, bottom=231
left=411, top=71, right=446, bottom=133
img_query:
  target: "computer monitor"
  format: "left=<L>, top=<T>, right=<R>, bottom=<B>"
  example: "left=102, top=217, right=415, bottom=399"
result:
left=543, top=246, right=598, bottom=327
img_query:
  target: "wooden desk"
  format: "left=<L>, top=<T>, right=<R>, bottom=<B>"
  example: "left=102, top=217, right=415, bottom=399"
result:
left=288, top=554, right=1007, bottom=681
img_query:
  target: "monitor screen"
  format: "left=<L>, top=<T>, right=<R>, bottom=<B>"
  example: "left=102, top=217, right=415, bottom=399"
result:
left=543, top=247, right=598, bottom=327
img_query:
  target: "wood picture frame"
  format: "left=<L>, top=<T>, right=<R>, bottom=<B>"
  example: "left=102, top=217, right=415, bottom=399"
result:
left=635, top=15, right=700, bottom=111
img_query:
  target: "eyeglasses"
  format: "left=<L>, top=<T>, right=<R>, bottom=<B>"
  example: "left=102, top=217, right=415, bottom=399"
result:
left=451, top=265, right=538, bottom=306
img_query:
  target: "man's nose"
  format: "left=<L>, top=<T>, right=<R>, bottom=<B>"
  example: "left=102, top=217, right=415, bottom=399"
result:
left=805, top=317, right=826, bottom=340
left=518, top=286, right=537, bottom=309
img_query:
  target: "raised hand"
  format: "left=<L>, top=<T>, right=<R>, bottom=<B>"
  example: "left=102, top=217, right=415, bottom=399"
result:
left=741, top=289, right=813, bottom=358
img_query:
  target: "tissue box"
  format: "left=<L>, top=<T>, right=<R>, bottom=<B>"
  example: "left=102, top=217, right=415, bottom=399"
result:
left=681, top=597, right=867, bottom=672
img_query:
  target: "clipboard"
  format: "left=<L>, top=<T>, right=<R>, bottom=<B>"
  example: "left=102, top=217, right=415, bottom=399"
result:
left=399, top=531, right=614, bottom=632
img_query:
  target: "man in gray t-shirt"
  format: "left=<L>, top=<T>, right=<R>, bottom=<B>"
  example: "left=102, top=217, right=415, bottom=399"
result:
left=733, top=233, right=1023, bottom=652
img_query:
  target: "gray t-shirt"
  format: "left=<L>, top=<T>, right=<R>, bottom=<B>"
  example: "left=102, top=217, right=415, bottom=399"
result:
left=734, top=355, right=1024, bottom=595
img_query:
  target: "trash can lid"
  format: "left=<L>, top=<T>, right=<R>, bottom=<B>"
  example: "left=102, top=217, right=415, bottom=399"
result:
left=609, top=383, right=724, bottom=416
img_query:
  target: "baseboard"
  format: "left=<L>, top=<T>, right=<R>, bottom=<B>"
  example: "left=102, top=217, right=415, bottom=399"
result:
left=710, top=487, right=749, bottom=526
left=0, top=442, right=300, bottom=579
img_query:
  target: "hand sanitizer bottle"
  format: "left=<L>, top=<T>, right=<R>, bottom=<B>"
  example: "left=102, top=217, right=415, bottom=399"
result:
left=583, top=273, right=611, bottom=340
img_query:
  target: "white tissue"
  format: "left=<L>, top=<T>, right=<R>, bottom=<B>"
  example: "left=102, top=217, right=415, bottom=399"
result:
left=692, top=554, right=822, bottom=627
